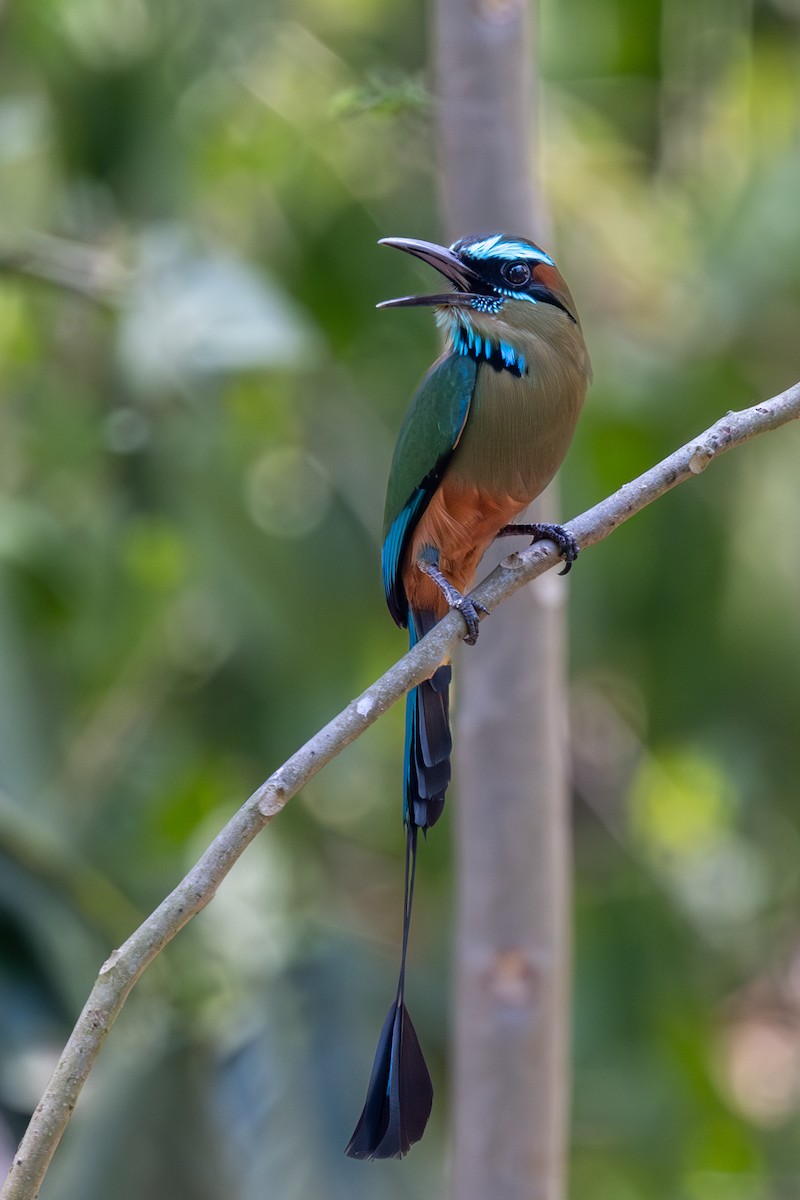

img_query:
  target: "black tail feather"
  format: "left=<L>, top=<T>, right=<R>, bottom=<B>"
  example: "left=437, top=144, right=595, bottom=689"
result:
left=345, top=826, right=434, bottom=1159
left=344, top=999, right=432, bottom=1160
left=406, top=609, right=452, bottom=830
left=346, top=608, right=451, bottom=1159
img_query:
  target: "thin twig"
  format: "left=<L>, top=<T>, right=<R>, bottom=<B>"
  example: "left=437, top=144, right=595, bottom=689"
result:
left=0, top=234, right=126, bottom=305
left=2, top=379, right=799, bottom=1200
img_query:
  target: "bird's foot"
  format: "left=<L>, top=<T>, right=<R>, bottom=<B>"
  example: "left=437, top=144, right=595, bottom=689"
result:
left=417, top=554, right=488, bottom=644
left=451, top=595, right=489, bottom=646
left=496, top=522, right=579, bottom=576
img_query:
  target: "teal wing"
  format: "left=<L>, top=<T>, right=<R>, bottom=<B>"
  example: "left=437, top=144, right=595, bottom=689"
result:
left=382, top=353, right=477, bottom=627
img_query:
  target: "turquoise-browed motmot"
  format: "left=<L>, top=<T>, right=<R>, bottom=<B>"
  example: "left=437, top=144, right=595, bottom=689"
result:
left=346, top=233, right=591, bottom=1160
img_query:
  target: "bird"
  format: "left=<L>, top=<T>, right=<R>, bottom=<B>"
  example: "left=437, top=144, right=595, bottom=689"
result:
left=345, top=232, right=591, bottom=1160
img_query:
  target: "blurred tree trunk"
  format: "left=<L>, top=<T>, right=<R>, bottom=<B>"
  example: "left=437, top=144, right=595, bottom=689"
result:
left=433, top=4, right=572, bottom=1200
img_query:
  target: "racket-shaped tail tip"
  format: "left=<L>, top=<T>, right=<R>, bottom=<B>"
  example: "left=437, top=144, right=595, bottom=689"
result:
left=345, top=1000, right=433, bottom=1160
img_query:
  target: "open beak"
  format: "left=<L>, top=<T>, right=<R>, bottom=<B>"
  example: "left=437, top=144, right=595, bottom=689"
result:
left=377, top=237, right=484, bottom=309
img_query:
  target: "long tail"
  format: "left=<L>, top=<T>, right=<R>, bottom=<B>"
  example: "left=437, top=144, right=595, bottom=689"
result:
left=345, top=610, right=451, bottom=1160
left=344, top=825, right=431, bottom=1159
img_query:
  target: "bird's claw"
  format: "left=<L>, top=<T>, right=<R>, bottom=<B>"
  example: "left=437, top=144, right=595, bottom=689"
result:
left=497, top=522, right=578, bottom=575
left=453, top=596, right=487, bottom=645
left=416, top=551, right=489, bottom=645
left=544, top=526, right=579, bottom=576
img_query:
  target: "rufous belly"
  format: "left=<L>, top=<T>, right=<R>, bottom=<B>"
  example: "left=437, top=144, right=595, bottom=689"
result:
left=402, top=478, right=525, bottom=618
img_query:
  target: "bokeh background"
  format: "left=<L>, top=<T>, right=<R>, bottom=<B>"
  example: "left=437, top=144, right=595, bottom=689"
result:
left=1, top=0, right=799, bottom=1196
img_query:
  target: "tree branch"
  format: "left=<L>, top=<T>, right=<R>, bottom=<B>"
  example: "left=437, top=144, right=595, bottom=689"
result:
left=3, top=380, right=799, bottom=1200
left=0, top=234, right=125, bottom=305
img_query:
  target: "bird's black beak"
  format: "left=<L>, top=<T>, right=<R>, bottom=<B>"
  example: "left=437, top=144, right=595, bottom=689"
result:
left=377, top=237, right=484, bottom=309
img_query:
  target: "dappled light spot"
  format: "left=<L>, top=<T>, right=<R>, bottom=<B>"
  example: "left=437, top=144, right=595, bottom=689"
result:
left=719, top=1013, right=800, bottom=1127
left=300, top=748, right=382, bottom=828
left=628, top=747, right=770, bottom=938
left=245, top=446, right=331, bottom=538
left=117, top=226, right=319, bottom=393
left=164, top=589, right=238, bottom=676
left=123, top=517, right=188, bottom=590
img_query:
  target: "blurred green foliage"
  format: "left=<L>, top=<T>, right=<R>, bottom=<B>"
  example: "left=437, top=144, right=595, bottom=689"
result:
left=0, top=0, right=799, bottom=1196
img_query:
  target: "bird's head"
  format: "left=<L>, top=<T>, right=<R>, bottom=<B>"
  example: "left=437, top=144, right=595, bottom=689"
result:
left=378, top=232, right=581, bottom=377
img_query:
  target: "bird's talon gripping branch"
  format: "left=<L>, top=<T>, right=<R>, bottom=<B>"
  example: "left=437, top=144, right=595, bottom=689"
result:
left=452, top=595, right=484, bottom=645
left=497, top=521, right=579, bottom=575
left=417, top=554, right=486, bottom=644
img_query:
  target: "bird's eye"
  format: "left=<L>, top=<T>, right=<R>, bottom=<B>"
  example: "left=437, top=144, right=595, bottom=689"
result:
left=501, top=262, right=532, bottom=287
